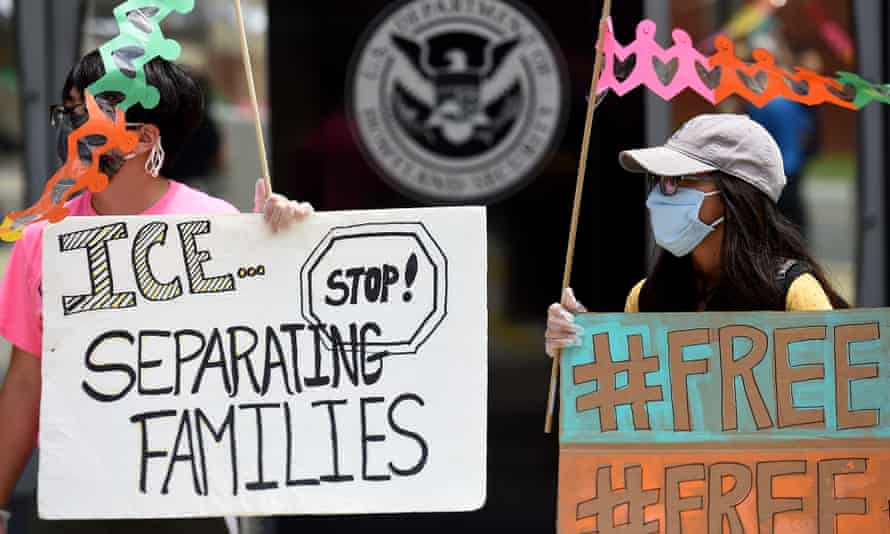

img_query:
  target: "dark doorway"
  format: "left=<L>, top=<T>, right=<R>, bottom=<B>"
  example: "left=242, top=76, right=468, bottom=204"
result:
left=268, top=1, right=647, bottom=530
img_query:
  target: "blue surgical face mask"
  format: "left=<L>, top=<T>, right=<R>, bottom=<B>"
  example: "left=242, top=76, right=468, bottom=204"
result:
left=646, top=187, right=724, bottom=257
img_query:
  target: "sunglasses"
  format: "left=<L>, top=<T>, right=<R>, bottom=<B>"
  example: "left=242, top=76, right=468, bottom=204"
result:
left=49, top=104, right=87, bottom=129
left=647, top=173, right=718, bottom=196
left=50, top=96, right=143, bottom=130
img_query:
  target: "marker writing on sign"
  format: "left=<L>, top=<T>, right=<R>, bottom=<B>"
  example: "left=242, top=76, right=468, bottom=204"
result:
left=129, top=394, right=429, bottom=496
left=81, top=322, right=388, bottom=402
left=325, top=253, right=418, bottom=306
left=58, top=220, right=237, bottom=316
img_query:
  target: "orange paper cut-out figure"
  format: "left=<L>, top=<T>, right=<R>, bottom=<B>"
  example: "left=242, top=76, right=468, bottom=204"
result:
left=708, top=36, right=748, bottom=105
left=784, top=66, right=857, bottom=110
left=710, top=38, right=787, bottom=108
left=0, top=92, right=138, bottom=241
left=747, top=48, right=794, bottom=107
left=709, top=35, right=857, bottom=110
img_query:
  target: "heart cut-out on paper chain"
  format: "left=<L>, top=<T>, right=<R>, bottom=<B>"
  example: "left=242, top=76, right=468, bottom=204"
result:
left=613, top=54, right=637, bottom=81
left=736, top=69, right=769, bottom=94
left=695, top=62, right=721, bottom=90
left=653, top=57, right=679, bottom=86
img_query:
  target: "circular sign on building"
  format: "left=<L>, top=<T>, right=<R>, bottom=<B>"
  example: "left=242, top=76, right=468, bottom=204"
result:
left=347, top=0, right=569, bottom=204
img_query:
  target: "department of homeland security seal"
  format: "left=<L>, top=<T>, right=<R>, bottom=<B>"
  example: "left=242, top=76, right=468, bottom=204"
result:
left=347, top=0, right=569, bottom=204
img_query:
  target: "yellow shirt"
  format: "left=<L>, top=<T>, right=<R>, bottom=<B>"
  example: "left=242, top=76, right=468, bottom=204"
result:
left=624, top=274, right=833, bottom=312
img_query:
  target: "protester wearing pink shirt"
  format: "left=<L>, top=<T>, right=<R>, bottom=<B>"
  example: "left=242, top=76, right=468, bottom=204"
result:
left=0, top=52, right=312, bottom=534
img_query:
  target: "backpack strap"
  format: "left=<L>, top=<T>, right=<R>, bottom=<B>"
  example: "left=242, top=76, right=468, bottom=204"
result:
left=777, top=259, right=812, bottom=299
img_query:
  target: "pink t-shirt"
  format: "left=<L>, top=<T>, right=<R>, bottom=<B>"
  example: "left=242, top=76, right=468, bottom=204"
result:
left=0, top=180, right=238, bottom=356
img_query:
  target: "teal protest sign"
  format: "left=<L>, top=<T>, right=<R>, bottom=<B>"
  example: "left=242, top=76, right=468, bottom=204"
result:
left=560, top=309, right=890, bottom=444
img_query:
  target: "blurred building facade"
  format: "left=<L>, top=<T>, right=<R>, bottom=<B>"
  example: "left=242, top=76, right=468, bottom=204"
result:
left=1, top=1, right=890, bottom=533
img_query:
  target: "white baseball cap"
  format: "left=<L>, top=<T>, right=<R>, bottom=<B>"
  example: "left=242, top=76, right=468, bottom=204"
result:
left=619, top=113, right=787, bottom=203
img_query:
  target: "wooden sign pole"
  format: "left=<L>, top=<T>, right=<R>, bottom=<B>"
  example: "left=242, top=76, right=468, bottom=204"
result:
left=545, top=0, right=613, bottom=434
left=233, top=0, right=273, bottom=196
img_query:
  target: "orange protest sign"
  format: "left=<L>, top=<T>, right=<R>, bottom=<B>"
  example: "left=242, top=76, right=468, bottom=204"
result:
left=559, top=448, right=890, bottom=534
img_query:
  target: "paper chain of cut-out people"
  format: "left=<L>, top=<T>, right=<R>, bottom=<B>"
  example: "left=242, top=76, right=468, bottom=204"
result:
left=90, top=0, right=194, bottom=111
left=0, top=0, right=194, bottom=241
left=2, top=10, right=890, bottom=241
left=597, top=18, right=889, bottom=110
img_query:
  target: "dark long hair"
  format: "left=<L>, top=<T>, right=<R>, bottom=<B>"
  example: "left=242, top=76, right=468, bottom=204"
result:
left=638, top=172, right=848, bottom=311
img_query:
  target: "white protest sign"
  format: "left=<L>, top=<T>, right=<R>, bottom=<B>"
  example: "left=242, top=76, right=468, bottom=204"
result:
left=39, top=207, right=487, bottom=519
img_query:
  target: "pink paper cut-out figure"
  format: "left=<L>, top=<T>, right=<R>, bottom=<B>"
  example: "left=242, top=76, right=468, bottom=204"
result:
left=645, top=32, right=684, bottom=100
left=597, top=18, right=628, bottom=96
left=618, top=20, right=659, bottom=96
left=593, top=18, right=613, bottom=95
left=661, top=29, right=716, bottom=103
left=597, top=19, right=659, bottom=97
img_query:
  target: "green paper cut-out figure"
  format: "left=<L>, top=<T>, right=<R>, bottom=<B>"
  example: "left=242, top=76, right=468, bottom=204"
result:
left=88, top=0, right=195, bottom=111
left=834, top=71, right=890, bottom=109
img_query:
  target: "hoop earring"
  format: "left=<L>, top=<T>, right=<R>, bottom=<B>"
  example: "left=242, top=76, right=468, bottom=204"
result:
left=145, top=137, right=165, bottom=178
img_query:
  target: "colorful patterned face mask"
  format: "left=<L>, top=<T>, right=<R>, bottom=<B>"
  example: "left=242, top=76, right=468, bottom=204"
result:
left=55, top=95, right=141, bottom=182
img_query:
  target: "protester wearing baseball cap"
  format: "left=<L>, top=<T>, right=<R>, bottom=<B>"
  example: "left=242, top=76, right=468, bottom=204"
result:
left=545, top=114, right=847, bottom=357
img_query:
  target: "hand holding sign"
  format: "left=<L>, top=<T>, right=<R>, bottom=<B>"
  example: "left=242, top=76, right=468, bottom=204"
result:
left=254, top=178, right=314, bottom=233
left=545, top=287, right=586, bottom=358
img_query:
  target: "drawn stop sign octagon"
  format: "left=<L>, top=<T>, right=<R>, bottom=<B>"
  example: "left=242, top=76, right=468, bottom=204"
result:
left=300, top=222, right=448, bottom=355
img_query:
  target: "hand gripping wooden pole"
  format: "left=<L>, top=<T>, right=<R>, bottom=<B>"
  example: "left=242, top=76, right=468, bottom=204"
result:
left=233, top=0, right=273, bottom=196
left=544, top=0, right=612, bottom=434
